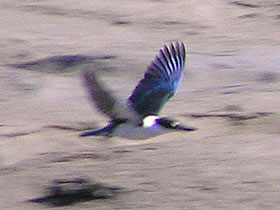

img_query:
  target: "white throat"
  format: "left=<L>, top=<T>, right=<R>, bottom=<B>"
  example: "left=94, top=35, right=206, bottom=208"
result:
left=142, top=115, right=159, bottom=128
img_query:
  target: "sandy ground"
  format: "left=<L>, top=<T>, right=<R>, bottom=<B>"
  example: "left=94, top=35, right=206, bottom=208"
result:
left=1, top=0, right=280, bottom=209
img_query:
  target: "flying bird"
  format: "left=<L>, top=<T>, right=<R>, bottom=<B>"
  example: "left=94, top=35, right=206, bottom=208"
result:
left=80, top=42, right=197, bottom=140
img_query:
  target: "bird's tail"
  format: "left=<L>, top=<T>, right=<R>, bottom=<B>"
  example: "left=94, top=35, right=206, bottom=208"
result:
left=80, top=124, right=114, bottom=137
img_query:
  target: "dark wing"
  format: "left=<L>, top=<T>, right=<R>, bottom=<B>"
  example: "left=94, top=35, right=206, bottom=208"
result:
left=82, top=69, right=141, bottom=123
left=127, top=42, right=186, bottom=117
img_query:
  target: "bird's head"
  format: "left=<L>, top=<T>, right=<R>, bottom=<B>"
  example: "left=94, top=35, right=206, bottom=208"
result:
left=142, top=116, right=197, bottom=131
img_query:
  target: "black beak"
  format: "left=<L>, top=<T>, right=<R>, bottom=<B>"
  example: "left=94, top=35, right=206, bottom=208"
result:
left=175, top=124, right=197, bottom=131
left=157, top=117, right=197, bottom=131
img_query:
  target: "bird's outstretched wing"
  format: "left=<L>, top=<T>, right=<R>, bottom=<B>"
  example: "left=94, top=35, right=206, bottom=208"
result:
left=82, top=69, right=141, bottom=123
left=128, top=42, right=186, bottom=117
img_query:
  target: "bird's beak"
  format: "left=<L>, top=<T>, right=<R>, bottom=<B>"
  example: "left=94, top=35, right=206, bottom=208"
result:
left=175, top=124, right=197, bottom=131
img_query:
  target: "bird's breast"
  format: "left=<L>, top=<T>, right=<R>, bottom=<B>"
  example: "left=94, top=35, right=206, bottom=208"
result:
left=114, top=123, right=169, bottom=140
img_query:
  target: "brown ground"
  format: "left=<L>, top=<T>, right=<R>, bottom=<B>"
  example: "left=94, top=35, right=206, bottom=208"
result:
left=1, top=0, right=280, bottom=209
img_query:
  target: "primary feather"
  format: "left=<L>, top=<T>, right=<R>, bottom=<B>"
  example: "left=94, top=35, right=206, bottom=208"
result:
left=128, top=42, right=186, bottom=117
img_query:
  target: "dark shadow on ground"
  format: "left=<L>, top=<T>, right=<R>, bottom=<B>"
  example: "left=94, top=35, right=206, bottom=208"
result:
left=28, top=178, right=122, bottom=207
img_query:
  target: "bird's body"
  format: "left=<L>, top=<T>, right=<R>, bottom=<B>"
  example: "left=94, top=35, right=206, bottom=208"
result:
left=110, top=121, right=168, bottom=140
left=80, top=42, right=197, bottom=140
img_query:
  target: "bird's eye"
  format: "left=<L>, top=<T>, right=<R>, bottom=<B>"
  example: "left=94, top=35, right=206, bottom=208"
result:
left=171, top=122, right=179, bottom=127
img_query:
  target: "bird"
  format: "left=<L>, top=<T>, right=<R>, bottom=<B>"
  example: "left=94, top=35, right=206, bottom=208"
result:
left=80, top=42, right=197, bottom=140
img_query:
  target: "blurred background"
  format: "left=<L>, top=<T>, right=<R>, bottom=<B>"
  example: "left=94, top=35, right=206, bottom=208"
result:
left=1, top=0, right=280, bottom=209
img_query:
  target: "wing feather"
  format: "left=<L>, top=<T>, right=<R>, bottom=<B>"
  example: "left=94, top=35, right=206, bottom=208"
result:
left=164, top=45, right=176, bottom=73
left=128, top=42, right=187, bottom=117
left=82, top=69, right=141, bottom=123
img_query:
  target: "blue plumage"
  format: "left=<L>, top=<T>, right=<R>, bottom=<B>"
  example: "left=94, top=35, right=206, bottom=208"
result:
left=128, top=42, right=186, bottom=117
